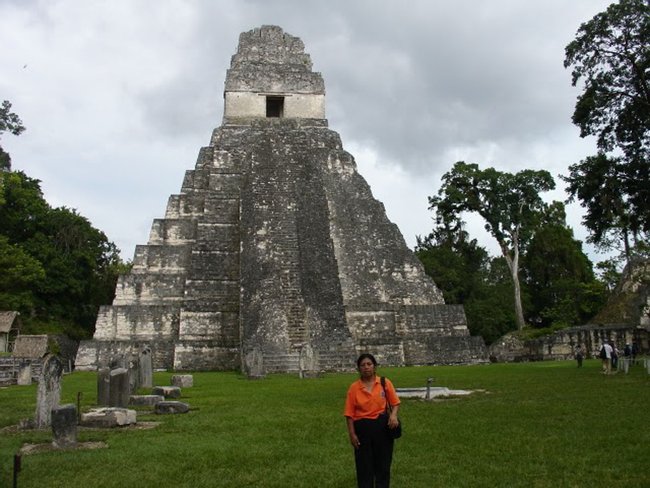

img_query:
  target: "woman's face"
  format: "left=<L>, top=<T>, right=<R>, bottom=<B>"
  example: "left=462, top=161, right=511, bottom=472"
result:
left=358, top=358, right=376, bottom=378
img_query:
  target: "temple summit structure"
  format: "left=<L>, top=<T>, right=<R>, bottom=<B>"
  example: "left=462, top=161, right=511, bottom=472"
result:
left=76, top=26, right=487, bottom=374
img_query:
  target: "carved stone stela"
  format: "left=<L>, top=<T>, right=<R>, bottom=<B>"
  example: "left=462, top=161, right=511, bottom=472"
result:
left=76, top=26, right=487, bottom=374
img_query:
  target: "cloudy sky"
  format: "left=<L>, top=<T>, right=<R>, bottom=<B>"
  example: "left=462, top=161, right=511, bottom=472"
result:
left=0, top=0, right=613, bottom=262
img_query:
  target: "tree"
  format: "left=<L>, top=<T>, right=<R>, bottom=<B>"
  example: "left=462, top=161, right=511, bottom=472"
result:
left=563, top=153, right=647, bottom=259
left=415, top=224, right=489, bottom=305
left=465, top=256, right=518, bottom=344
left=0, top=100, right=26, bottom=171
left=0, top=170, right=126, bottom=338
left=522, top=202, right=607, bottom=328
left=0, top=235, right=45, bottom=313
left=0, top=170, right=49, bottom=242
left=30, top=207, right=124, bottom=335
left=428, top=162, right=555, bottom=330
left=0, top=104, right=126, bottom=337
left=563, top=0, right=650, bottom=255
left=415, top=224, right=517, bottom=344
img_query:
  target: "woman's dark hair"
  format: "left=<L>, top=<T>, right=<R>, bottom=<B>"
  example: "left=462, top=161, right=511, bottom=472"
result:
left=356, top=353, right=377, bottom=368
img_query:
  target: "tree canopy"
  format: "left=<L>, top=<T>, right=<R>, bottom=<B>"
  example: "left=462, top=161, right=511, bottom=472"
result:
left=419, top=198, right=605, bottom=342
left=0, top=105, right=127, bottom=339
left=0, top=100, right=25, bottom=171
left=522, top=202, right=606, bottom=328
left=0, top=169, right=127, bottom=338
left=428, top=161, right=555, bottom=330
left=563, top=0, right=650, bottom=257
left=415, top=225, right=517, bottom=344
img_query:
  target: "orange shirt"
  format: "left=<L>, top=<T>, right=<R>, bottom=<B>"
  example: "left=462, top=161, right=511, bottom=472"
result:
left=344, top=376, right=400, bottom=421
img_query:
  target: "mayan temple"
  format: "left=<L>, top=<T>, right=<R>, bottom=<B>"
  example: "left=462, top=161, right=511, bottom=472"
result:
left=76, top=26, right=487, bottom=374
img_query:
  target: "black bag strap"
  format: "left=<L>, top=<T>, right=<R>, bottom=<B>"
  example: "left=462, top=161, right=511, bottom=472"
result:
left=381, top=376, right=392, bottom=414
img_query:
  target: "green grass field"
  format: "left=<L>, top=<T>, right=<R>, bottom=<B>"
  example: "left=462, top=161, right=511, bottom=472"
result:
left=1, top=360, right=648, bottom=487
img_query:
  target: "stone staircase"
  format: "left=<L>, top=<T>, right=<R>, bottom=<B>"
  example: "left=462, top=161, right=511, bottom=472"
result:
left=263, top=353, right=300, bottom=373
left=261, top=343, right=357, bottom=374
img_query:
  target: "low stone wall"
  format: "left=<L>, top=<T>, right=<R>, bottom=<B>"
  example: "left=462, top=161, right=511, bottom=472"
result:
left=76, top=340, right=175, bottom=371
left=488, top=324, right=649, bottom=362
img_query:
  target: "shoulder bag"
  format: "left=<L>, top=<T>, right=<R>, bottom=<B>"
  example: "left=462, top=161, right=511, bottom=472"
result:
left=381, top=376, right=402, bottom=439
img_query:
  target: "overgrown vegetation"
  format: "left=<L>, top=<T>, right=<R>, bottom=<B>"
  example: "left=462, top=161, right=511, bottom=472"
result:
left=0, top=362, right=648, bottom=487
left=415, top=209, right=607, bottom=345
left=563, top=0, right=649, bottom=261
left=420, top=0, right=650, bottom=340
left=0, top=101, right=129, bottom=339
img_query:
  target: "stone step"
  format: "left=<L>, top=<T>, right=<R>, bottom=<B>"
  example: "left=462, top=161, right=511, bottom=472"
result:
left=113, top=273, right=187, bottom=304
left=148, top=219, right=198, bottom=245
left=193, top=223, right=239, bottom=252
left=262, top=354, right=300, bottom=372
left=165, top=193, right=240, bottom=222
left=132, top=245, right=192, bottom=272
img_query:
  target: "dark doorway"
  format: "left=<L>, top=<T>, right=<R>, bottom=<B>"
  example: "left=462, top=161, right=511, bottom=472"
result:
left=266, top=96, right=284, bottom=117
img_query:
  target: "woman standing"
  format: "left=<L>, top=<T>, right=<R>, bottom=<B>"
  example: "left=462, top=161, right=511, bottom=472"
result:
left=344, top=353, right=400, bottom=488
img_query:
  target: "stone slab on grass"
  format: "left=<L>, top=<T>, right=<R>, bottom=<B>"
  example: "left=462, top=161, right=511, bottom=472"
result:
left=129, top=395, right=164, bottom=406
left=80, top=408, right=137, bottom=428
left=171, top=374, right=193, bottom=387
left=155, top=401, right=190, bottom=414
left=152, top=386, right=181, bottom=398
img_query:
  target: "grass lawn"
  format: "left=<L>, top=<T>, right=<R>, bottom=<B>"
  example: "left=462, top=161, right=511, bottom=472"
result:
left=0, top=359, right=648, bottom=487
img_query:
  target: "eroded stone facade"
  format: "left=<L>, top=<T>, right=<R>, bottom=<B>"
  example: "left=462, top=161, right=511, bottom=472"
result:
left=76, top=26, right=486, bottom=373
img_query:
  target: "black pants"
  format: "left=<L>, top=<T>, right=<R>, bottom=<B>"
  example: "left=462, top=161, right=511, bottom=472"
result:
left=353, top=415, right=394, bottom=488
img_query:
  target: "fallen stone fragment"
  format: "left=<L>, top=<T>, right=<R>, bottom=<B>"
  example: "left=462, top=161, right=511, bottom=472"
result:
left=155, top=401, right=190, bottom=414
left=80, top=408, right=137, bottom=428
left=129, top=394, right=164, bottom=406
left=152, top=386, right=181, bottom=399
left=171, top=375, right=193, bottom=388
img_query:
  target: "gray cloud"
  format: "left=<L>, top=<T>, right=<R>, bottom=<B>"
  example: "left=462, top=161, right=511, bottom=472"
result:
left=0, top=0, right=610, bottom=259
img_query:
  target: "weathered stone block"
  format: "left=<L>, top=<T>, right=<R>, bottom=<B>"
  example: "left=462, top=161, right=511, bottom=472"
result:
left=171, top=375, right=193, bottom=388
left=97, top=367, right=110, bottom=406
left=17, top=363, right=32, bottom=386
left=51, top=404, right=77, bottom=448
left=109, top=368, right=130, bottom=408
left=155, top=401, right=190, bottom=414
left=129, top=395, right=164, bottom=406
left=35, top=354, right=63, bottom=429
left=80, top=408, right=137, bottom=428
left=152, top=386, right=181, bottom=399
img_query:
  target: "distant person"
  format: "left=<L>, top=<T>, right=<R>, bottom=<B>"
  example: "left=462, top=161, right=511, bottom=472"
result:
left=624, top=343, right=633, bottom=370
left=632, top=342, right=639, bottom=364
left=575, top=344, right=584, bottom=367
left=344, top=353, right=400, bottom=488
left=611, top=343, right=619, bottom=371
left=600, top=341, right=613, bottom=374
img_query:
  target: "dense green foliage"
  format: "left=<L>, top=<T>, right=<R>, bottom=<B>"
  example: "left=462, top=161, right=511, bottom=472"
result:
left=0, top=103, right=127, bottom=338
left=1, top=362, right=648, bottom=487
left=0, top=100, right=25, bottom=171
left=418, top=202, right=605, bottom=341
left=522, top=203, right=607, bottom=328
left=563, top=0, right=650, bottom=258
left=428, top=162, right=556, bottom=330
left=420, top=2, right=650, bottom=339
left=415, top=227, right=517, bottom=344
left=0, top=169, right=127, bottom=339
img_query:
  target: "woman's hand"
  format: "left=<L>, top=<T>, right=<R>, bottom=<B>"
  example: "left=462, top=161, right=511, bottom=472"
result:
left=346, top=417, right=360, bottom=449
left=349, top=432, right=361, bottom=449
left=388, top=404, right=400, bottom=429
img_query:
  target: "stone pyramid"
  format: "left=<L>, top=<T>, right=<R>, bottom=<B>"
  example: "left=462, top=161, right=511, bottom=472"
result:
left=76, top=26, right=487, bottom=374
